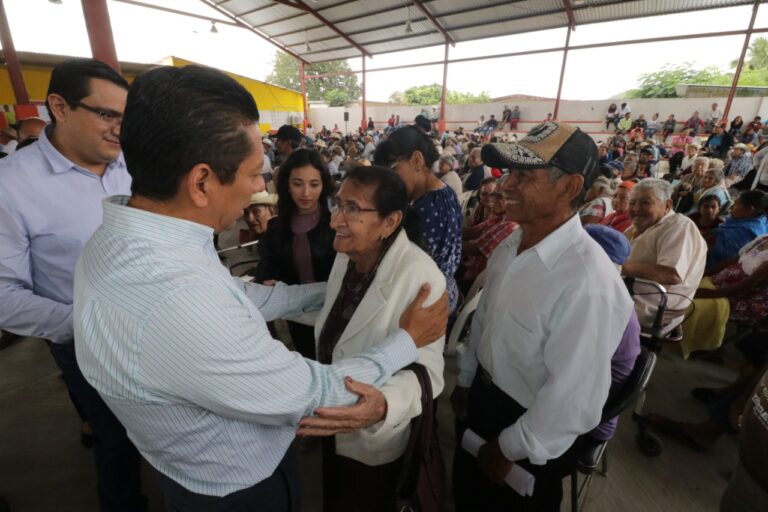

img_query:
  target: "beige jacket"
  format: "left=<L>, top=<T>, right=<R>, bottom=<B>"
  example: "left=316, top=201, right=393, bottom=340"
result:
left=314, top=230, right=446, bottom=465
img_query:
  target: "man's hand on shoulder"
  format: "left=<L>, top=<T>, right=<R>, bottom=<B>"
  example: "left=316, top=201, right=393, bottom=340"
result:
left=399, top=283, right=448, bottom=348
left=296, top=377, right=387, bottom=436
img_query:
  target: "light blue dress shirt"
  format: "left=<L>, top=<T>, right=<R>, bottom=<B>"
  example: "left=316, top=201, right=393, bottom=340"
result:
left=0, top=128, right=131, bottom=342
left=74, top=197, right=418, bottom=496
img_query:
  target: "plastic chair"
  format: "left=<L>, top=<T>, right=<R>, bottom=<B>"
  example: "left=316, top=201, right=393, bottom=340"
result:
left=570, top=348, right=657, bottom=511
left=445, top=290, right=482, bottom=356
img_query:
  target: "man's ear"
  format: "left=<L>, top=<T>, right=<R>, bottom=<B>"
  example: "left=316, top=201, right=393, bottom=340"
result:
left=185, top=164, right=216, bottom=208
left=47, top=94, right=69, bottom=124
left=560, top=174, right=585, bottom=206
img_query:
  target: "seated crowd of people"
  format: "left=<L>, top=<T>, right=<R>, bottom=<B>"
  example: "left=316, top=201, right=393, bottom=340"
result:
left=2, top=57, right=767, bottom=512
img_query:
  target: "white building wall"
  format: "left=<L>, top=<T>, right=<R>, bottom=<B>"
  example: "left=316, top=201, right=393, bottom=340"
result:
left=308, top=97, right=767, bottom=138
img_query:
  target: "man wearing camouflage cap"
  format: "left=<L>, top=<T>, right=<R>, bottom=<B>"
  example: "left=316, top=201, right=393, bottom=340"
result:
left=452, top=121, right=634, bottom=510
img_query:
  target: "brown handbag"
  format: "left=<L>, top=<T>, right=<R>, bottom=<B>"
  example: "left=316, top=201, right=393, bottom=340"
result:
left=393, top=363, right=447, bottom=512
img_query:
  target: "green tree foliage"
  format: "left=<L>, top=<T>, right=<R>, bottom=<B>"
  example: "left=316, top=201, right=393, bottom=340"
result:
left=393, top=83, right=490, bottom=104
left=627, top=39, right=768, bottom=98
left=626, top=63, right=727, bottom=98
left=324, top=89, right=349, bottom=107
left=265, top=51, right=361, bottom=103
left=731, top=37, right=768, bottom=70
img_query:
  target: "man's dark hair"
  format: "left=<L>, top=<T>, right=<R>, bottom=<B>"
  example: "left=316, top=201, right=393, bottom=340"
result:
left=45, top=58, right=129, bottom=125
left=738, top=189, right=768, bottom=216
left=373, top=125, right=439, bottom=169
left=344, top=165, right=422, bottom=247
left=275, top=148, right=333, bottom=235
left=121, top=65, right=260, bottom=201
left=413, top=115, right=431, bottom=133
left=276, top=124, right=302, bottom=149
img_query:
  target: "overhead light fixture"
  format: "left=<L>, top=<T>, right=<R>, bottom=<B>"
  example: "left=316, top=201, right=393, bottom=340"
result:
left=573, top=0, right=585, bottom=5
left=405, top=6, right=413, bottom=34
left=210, top=21, right=218, bottom=34
left=305, top=30, right=312, bottom=52
left=49, top=0, right=63, bottom=4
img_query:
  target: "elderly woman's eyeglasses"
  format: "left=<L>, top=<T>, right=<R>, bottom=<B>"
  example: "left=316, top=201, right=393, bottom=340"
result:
left=330, top=202, right=378, bottom=221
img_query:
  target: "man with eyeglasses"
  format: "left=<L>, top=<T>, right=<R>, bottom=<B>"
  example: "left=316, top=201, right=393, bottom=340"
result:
left=0, top=58, right=146, bottom=511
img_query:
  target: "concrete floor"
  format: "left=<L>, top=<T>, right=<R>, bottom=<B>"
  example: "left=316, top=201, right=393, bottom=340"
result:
left=0, top=329, right=740, bottom=512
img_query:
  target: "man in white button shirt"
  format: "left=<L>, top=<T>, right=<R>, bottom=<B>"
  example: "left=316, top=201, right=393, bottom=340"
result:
left=452, top=122, right=634, bottom=511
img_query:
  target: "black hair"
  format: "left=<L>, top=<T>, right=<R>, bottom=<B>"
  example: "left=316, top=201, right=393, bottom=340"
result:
left=373, top=125, right=440, bottom=169
left=275, top=148, right=333, bottom=235
left=736, top=189, right=768, bottom=216
left=121, top=65, right=260, bottom=201
left=46, top=58, right=130, bottom=125
left=699, top=193, right=722, bottom=207
left=343, top=165, right=422, bottom=247
left=598, top=165, right=614, bottom=179
left=413, top=115, right=432, bottom=133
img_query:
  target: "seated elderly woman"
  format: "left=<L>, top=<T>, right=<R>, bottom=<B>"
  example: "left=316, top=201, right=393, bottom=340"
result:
left=579, top=175, right=617, bottom=225
left=600, top=180, right=635, bottom=233
left=681, top=234, right=768, bottom=358
left=685, top=167, right=730, bottom=215
left=623, top=179, right=707, bottom=327
left=438, top=153, right=463, bottom=197
left=689, top=194, right=724, bottom=249
left=706, top=190, right=768, bottom=270
left=302, top=165, right=446, bottom=512
left=674, top=156, right=709, bottom=213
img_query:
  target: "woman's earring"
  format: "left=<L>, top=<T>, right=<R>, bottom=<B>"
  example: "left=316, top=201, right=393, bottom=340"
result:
left=380, top=234, right=387, bottom=241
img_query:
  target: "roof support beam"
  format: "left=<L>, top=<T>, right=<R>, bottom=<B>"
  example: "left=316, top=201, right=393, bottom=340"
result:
left=723, top=0, right=761, bottom=122
left=553, top=26, right=572, bottom=120
left=0, top=0, right=29, bottom=104
left=270, top=0, right=371, bottom=58
left=114, top=0, right=238, bottom=26
left=81, top=0, right=121, bottom=73
left=411, top=0, right=455, bottom=46
left=562, top=0, right=576, bottom=30
left=306, top=27, right=768, bottom=77
left=198, top=0, right=309, bottom=63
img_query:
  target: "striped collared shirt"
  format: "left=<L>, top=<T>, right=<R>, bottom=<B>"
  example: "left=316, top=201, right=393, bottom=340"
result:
left=74, top=196, right=417, bottom=496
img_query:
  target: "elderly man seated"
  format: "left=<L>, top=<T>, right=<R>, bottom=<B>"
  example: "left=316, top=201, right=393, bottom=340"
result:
left=724, top=143, right=753, bottom=188
left=243, top=191, right=278, bottom=239
left=623, top=179, right=707, bottom=327
left=459, top=180, right=518, bottom=291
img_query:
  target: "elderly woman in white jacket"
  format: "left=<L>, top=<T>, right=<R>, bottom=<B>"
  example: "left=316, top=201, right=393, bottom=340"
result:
left=299, top=165, right=446, bottom=512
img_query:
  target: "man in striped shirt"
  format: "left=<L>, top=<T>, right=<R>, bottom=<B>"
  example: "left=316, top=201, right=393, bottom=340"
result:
left=74, top=65, right=447, bottom=511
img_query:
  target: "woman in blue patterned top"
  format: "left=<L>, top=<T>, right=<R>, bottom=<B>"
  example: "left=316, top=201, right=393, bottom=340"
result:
left=375, top=126, right=462, bottom=313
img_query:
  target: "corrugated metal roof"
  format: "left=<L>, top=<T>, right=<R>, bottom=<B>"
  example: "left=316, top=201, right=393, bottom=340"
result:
left=203, top=0, right=759, bottom=63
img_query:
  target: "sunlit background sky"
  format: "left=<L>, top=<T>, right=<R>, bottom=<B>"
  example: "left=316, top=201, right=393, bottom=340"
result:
left=3, top=0, right=768, bottom=101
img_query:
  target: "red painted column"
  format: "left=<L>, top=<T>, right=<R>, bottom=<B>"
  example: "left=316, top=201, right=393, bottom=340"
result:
left=361, top=55, right=367, bottom=132
left=552, top=25, right=572, bottom=121
left=300, top=61, right=308, bottom=131
left=81, top=0, right=120, bottom=73
left=439, top=41, right=449, bottom=133
left=723, top=0, right=761, bottom=123
left=0, top=0, right=30, bottom=104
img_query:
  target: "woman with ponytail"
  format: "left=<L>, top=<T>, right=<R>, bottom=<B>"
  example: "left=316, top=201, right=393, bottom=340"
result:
left=302, top=165, right=446, bottom=512
left=374, top=125, right=463, bottom=313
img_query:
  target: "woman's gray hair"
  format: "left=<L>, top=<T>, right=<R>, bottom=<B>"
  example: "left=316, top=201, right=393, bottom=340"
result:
left=694, top=156, right=709, bottom=166
left=708, top=158, right=725, bottom=171
left=592, top=176, right=617, bottom=196
left=634, top=178, right=673, bottom=202
left=706, top=167, right=725, bottom=183
left=439, top=154, right=456, bottom=168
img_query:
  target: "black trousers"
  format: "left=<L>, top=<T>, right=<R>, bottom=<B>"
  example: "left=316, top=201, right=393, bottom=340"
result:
left=47, top=341, right=147, bottom=512
left=453, top=369, right=582, bottom=512
left=158, top=447, right=299, bottom=512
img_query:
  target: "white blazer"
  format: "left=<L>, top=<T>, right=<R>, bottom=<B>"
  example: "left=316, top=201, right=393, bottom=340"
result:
left=314, top=229, right=446, bottom=466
